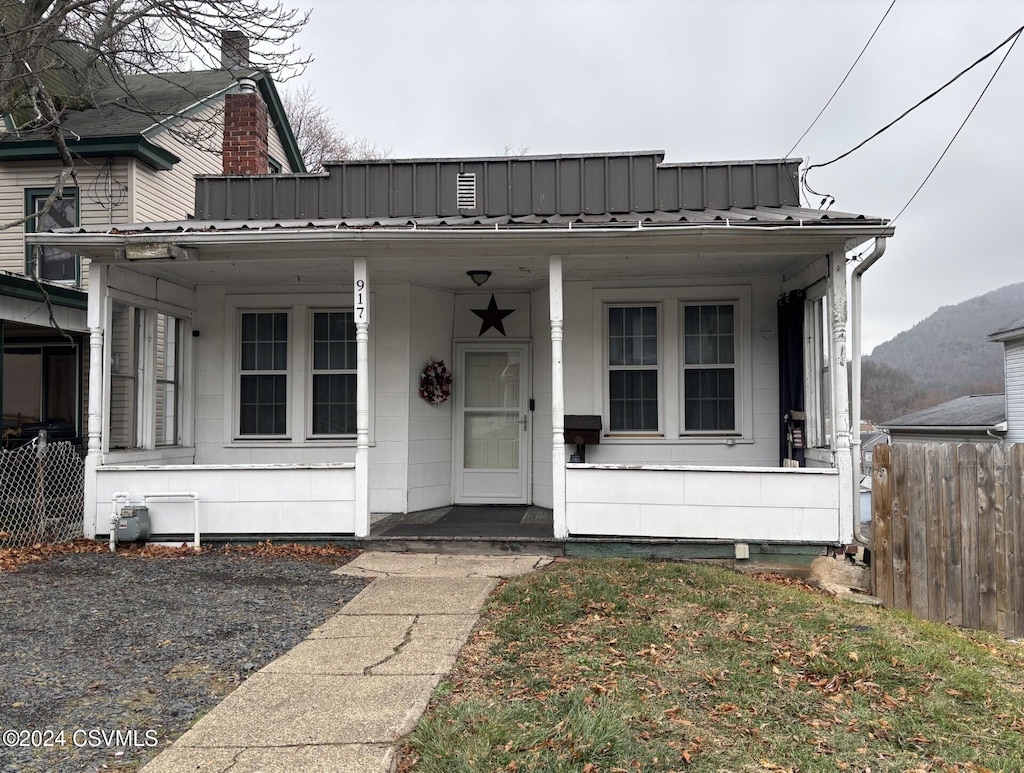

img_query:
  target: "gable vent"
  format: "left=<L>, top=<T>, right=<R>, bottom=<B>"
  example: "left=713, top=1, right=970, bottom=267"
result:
left=456, top=172, right=476, bottom=209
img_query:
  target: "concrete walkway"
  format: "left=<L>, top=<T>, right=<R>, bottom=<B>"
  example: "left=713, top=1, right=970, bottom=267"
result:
left=141, top=552, right=553, bottom=773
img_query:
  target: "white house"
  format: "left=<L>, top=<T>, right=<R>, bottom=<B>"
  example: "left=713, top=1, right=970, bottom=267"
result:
left=29, top=151, right=894, bottom=550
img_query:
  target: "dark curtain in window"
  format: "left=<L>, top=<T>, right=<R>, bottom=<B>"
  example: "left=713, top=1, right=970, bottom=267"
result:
left=778, top=290, right=805, bottom=466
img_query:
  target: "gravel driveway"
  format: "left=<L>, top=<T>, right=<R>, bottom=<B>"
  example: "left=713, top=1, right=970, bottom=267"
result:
left=0, top=546, right=369, bottom=772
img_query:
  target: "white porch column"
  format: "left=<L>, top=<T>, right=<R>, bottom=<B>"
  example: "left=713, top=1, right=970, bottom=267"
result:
left=828, top=249, right=854, bottom=543
left=549, top=256, right=567, bottom=539
left=353, top=258, right=370, bottom=537
left=84, top=262, right=107, bottom=539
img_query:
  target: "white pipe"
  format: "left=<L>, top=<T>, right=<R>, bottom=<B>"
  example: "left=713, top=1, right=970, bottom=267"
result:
left=851, top=237, right=887, bottom=545
left=141, top=491, right=201, bottom=549
left=109, top=491, right=131, bottom=552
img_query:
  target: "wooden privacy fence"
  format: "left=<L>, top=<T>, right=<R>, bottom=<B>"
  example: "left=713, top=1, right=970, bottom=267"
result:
left=872, top=442, right=1024, bottom=638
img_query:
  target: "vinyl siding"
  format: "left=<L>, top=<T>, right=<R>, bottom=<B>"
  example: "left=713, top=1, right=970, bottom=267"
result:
left=0, top=158, right=131, bottom=284
left=136, top=105, right=224, bottom=222
left=1005, top=340, right=1024, bottom=443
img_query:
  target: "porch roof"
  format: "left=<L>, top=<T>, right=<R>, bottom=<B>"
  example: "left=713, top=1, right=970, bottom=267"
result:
left=37, top=204, right=885, bottom=234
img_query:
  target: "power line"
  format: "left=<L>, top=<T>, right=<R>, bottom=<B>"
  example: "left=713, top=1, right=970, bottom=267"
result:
left=785, top=0, right=897, bottom=160
left=804, top=24, right=1024, bottom=180
left=846, top=25, right=1022, bottom=261
left=888, top=27, right=1021, bottom=227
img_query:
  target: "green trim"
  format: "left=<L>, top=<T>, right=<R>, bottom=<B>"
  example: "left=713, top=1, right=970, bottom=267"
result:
left=0, top=136, right=180, bottom=170
left=0, top=271, right=87, bottom=310
left=256, top=76, right=307, bottom=173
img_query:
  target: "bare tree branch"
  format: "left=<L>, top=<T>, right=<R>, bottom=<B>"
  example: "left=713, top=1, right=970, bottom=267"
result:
left=281, top=83, right=387, bottom=172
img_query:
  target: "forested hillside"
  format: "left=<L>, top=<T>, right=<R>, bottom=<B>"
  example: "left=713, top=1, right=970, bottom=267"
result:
left=861, top=282, right=1023, bottom=423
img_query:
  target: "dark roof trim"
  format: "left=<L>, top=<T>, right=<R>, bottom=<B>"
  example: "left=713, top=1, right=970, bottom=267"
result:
left=988, top=314, right=1024, bottom=342
left=0, top=135, right=180, bottom=170
left=255, top=75, right=306, bottom=174
left=0, top=272, right=87, bottom=310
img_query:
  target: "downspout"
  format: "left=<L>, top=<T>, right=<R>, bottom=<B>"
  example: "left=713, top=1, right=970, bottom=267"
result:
left=850, top=237, right=887, bottom=545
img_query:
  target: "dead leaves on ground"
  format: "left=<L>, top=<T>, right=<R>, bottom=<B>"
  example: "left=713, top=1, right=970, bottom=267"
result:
left=0, top=538, right=360, bottom=572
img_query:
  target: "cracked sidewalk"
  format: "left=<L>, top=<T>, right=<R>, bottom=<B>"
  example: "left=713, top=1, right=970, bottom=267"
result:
left=140, top=551, right=553, bottom=773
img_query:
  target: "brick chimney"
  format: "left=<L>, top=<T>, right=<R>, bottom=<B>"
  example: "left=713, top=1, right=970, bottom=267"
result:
left=222, top=79, right=270, bottom=175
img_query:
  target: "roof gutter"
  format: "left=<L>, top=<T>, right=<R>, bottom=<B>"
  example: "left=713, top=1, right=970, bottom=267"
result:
left=850, top=236, right=886, bottom=546
left=26, top=222, right=895, bottom=254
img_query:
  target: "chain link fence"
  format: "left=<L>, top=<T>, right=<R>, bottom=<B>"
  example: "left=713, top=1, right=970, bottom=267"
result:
left=1, top=434, right=84, bottom=548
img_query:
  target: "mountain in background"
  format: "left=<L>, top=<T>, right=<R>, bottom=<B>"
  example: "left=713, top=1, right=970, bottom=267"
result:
left=861, top=282, right=1024, bottom=424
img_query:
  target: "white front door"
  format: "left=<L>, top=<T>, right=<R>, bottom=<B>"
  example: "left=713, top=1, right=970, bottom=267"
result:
left=454, top=342, right=531, bottom=504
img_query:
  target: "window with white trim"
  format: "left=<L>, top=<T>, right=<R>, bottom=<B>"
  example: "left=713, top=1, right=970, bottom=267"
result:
left=108, top=302, right=184, bottom=450
left=682, top=303, right=736, bottom=432
left=155, top=313, right=180, bottom=446
left=310, top=310, right=357, bottom=436
left=598, top=286, right=751, bottom=442
left=607, top=305, right=659, bottom=432
left=239, top=311, right=289, bottom=436
left=232, top=303, right=361, bottom=442
left=805, top=293, right=832, bottom=448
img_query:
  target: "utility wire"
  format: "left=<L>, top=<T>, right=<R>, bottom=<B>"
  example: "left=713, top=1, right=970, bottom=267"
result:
left=888, top=27, right=1021, bottom=227
left=847, top=25, right=1021, bottom=261
left=805, top=24, right=1024, bottom=178
left=785, top=0, right=897, bottom=160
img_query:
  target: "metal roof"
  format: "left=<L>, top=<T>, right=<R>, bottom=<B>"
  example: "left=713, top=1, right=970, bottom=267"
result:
left=193, top=152, right=833, bottom=222
left=68, top=205, right=884, bottom=237
left=879, top=394, right=1007, bottom=430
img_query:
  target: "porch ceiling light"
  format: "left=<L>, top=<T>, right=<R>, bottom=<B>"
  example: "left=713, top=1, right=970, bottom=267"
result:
left=467, top=270, right=491, bottom=287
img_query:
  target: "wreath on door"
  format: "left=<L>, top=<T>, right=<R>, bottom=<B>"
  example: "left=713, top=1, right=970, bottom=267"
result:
left=419, top=358, right=453, bottom=406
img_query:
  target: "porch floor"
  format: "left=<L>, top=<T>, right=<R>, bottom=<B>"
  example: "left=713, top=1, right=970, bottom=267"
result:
left=370, top=505, right=554, bottom=539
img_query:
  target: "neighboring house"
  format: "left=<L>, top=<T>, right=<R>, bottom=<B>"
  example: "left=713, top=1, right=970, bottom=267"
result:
left=859, top=429, right=887, bottom=483
left=988, top=314, right=1024, bottom=444
left=0, top=34, right=304, bottom=446
left=879, top=394, right=1006, bottom=443
left=31, top=151, right=894, bottom=548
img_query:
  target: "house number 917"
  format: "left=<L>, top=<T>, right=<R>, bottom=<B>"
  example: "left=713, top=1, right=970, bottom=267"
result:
left=355, top=278, right=366, bottom=321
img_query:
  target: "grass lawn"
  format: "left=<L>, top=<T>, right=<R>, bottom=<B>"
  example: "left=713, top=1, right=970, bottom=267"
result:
left=400, top=559, right=1024, bottom=772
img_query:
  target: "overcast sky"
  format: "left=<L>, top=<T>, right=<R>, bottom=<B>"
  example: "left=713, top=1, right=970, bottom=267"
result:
left=292, top=0, right=1023, bottom=353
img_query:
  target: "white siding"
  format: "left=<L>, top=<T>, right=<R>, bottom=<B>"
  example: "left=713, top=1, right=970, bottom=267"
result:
left=267, top=117, right=296, bottom=173
left=566, top=465, right=840, bottom=542
left=1005, top=340, right=1024, bottom=443
left=137, top=105, right=223, bottom=222
left=93, top=464, right=356, bottom=537
left=370, top=285, right=410, bottom=513
left=407, top=285, right=454, bottom=512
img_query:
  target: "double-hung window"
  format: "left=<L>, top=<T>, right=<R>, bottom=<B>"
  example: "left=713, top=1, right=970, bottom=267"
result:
left=682, top=303, right=737, bottom=432
left=607, top=305, right=659, bottom=432
left=233, top=304, right=360, bottom=442
left=108, top=302, right=185, bottom=450
left=26, top=188, right=79, bottom=285
left=311, top=311, right=357, bottom=436
left=239, top=311, right=288, bottom=436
